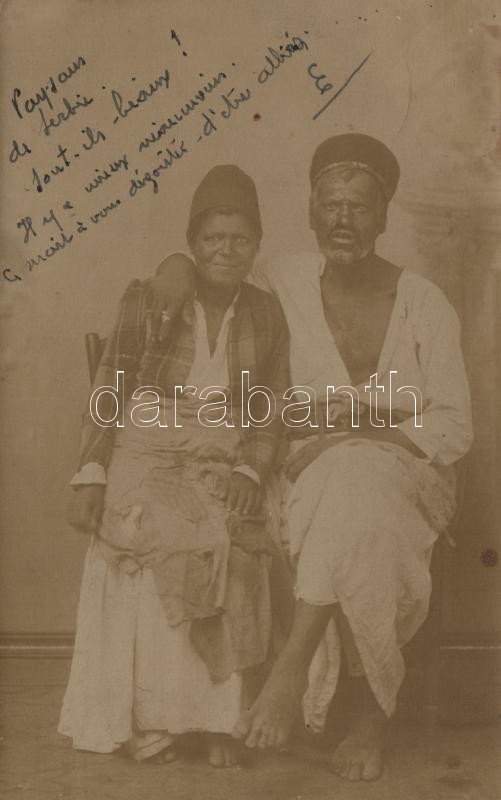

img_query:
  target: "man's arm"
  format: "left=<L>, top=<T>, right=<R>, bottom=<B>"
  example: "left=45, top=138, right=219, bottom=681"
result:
left=149, top=253, right=196, bottom=340
left=76, top=280, right=147, bottom=471
left=396, top=289, right=473, bottom=465
left=225, top=304, right=290, bottom=514
left=239, top=296, right=291, bottom=482
left=68, top=281, right=146, bottom=533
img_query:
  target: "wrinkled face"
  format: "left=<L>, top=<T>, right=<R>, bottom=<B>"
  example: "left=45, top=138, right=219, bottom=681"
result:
left=190, top=211, right=258, bottom=288
left=309, top=169, right=386, bottom=266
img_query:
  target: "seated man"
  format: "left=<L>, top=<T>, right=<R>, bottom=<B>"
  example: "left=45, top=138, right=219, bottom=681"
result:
left=60, top=165, right=290, bottom=768
left=149, top=134, right=473, bottom=781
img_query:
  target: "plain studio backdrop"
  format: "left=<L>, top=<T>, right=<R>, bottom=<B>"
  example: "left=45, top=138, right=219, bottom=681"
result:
left=0, top=0, right=500, bottom=698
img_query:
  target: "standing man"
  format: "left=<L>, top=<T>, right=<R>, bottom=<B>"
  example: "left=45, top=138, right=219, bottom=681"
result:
left=150, top=135, right=473, bottom=781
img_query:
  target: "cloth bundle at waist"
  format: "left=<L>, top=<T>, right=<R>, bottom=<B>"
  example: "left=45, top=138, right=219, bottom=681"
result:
left=97, top=406, right=274, bottom=681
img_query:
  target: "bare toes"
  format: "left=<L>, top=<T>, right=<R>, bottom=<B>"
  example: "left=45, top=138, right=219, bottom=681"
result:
left=245, top=720, right=263, bottom=749
left=347, top=761, right=363, bottom=782
left=267, top=730, right=279, bottom=749
left=256, top=730, right=270, bottom=750
left=208, top=736, right=238, bottom=768
left=330, top=755, right=345, bottom=776
left=331, top=739, right=383, bottom=783
left=340, top=761, right=352, bottom=779
left=232, top=713, right=251, bottom=741
left=275, top=728, right=289, bottom=749
left=362, top=754, right=382, bottom=781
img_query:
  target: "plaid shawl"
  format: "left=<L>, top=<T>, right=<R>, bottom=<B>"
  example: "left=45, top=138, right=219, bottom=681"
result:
left=78, top=279, right=290, bottom=480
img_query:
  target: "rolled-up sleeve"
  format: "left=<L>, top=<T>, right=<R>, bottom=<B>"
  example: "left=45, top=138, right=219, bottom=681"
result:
left=398, top=287, right=473, bottom=466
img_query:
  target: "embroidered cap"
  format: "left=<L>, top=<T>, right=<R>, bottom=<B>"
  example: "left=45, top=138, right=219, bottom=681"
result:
left=187, top=164, right=262, bottom=242
left=310, top=133, right=400, bottom=200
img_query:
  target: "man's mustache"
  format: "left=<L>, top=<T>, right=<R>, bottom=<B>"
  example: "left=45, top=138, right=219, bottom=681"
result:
left=329, top=228, right=358, bottom=239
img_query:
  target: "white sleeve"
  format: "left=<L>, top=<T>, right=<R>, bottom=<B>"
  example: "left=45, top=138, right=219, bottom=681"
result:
left=398, top=288, right=473, bottom=466
left=232, top=464, right=261, bottom=486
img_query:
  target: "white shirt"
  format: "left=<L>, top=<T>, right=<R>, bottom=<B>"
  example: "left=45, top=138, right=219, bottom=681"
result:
left=72, top=291, right=260, bottom=487
left=251, top=252, right=473, bottom=466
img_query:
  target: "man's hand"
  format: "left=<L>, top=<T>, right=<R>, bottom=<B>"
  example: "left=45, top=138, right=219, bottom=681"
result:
left=67, top=485, right=105, bottom=534
left=148, top=253, right=196, bottom=340
left=223, top=472, right=262, bottom=516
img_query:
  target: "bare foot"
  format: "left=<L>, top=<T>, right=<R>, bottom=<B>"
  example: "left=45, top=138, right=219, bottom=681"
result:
left=330, top=709, right=386, bottom=782
left=208, top=734, right=239, bottom=768
left=232, top=661, right=308, bottom=749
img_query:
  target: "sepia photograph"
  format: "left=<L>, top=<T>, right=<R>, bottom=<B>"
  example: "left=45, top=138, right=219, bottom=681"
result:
left=1, top=1, right=500, bottom=798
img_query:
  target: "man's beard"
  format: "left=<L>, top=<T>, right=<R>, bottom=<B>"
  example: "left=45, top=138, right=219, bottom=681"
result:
left=319, top=235, right=365, bottom=266
left=326, top=246, right=362, bottom=266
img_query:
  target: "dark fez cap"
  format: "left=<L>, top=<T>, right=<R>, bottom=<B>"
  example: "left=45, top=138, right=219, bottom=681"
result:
left=187, top=164, right=262, bottom=241
left=310, top=133, right=400, bottom=200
